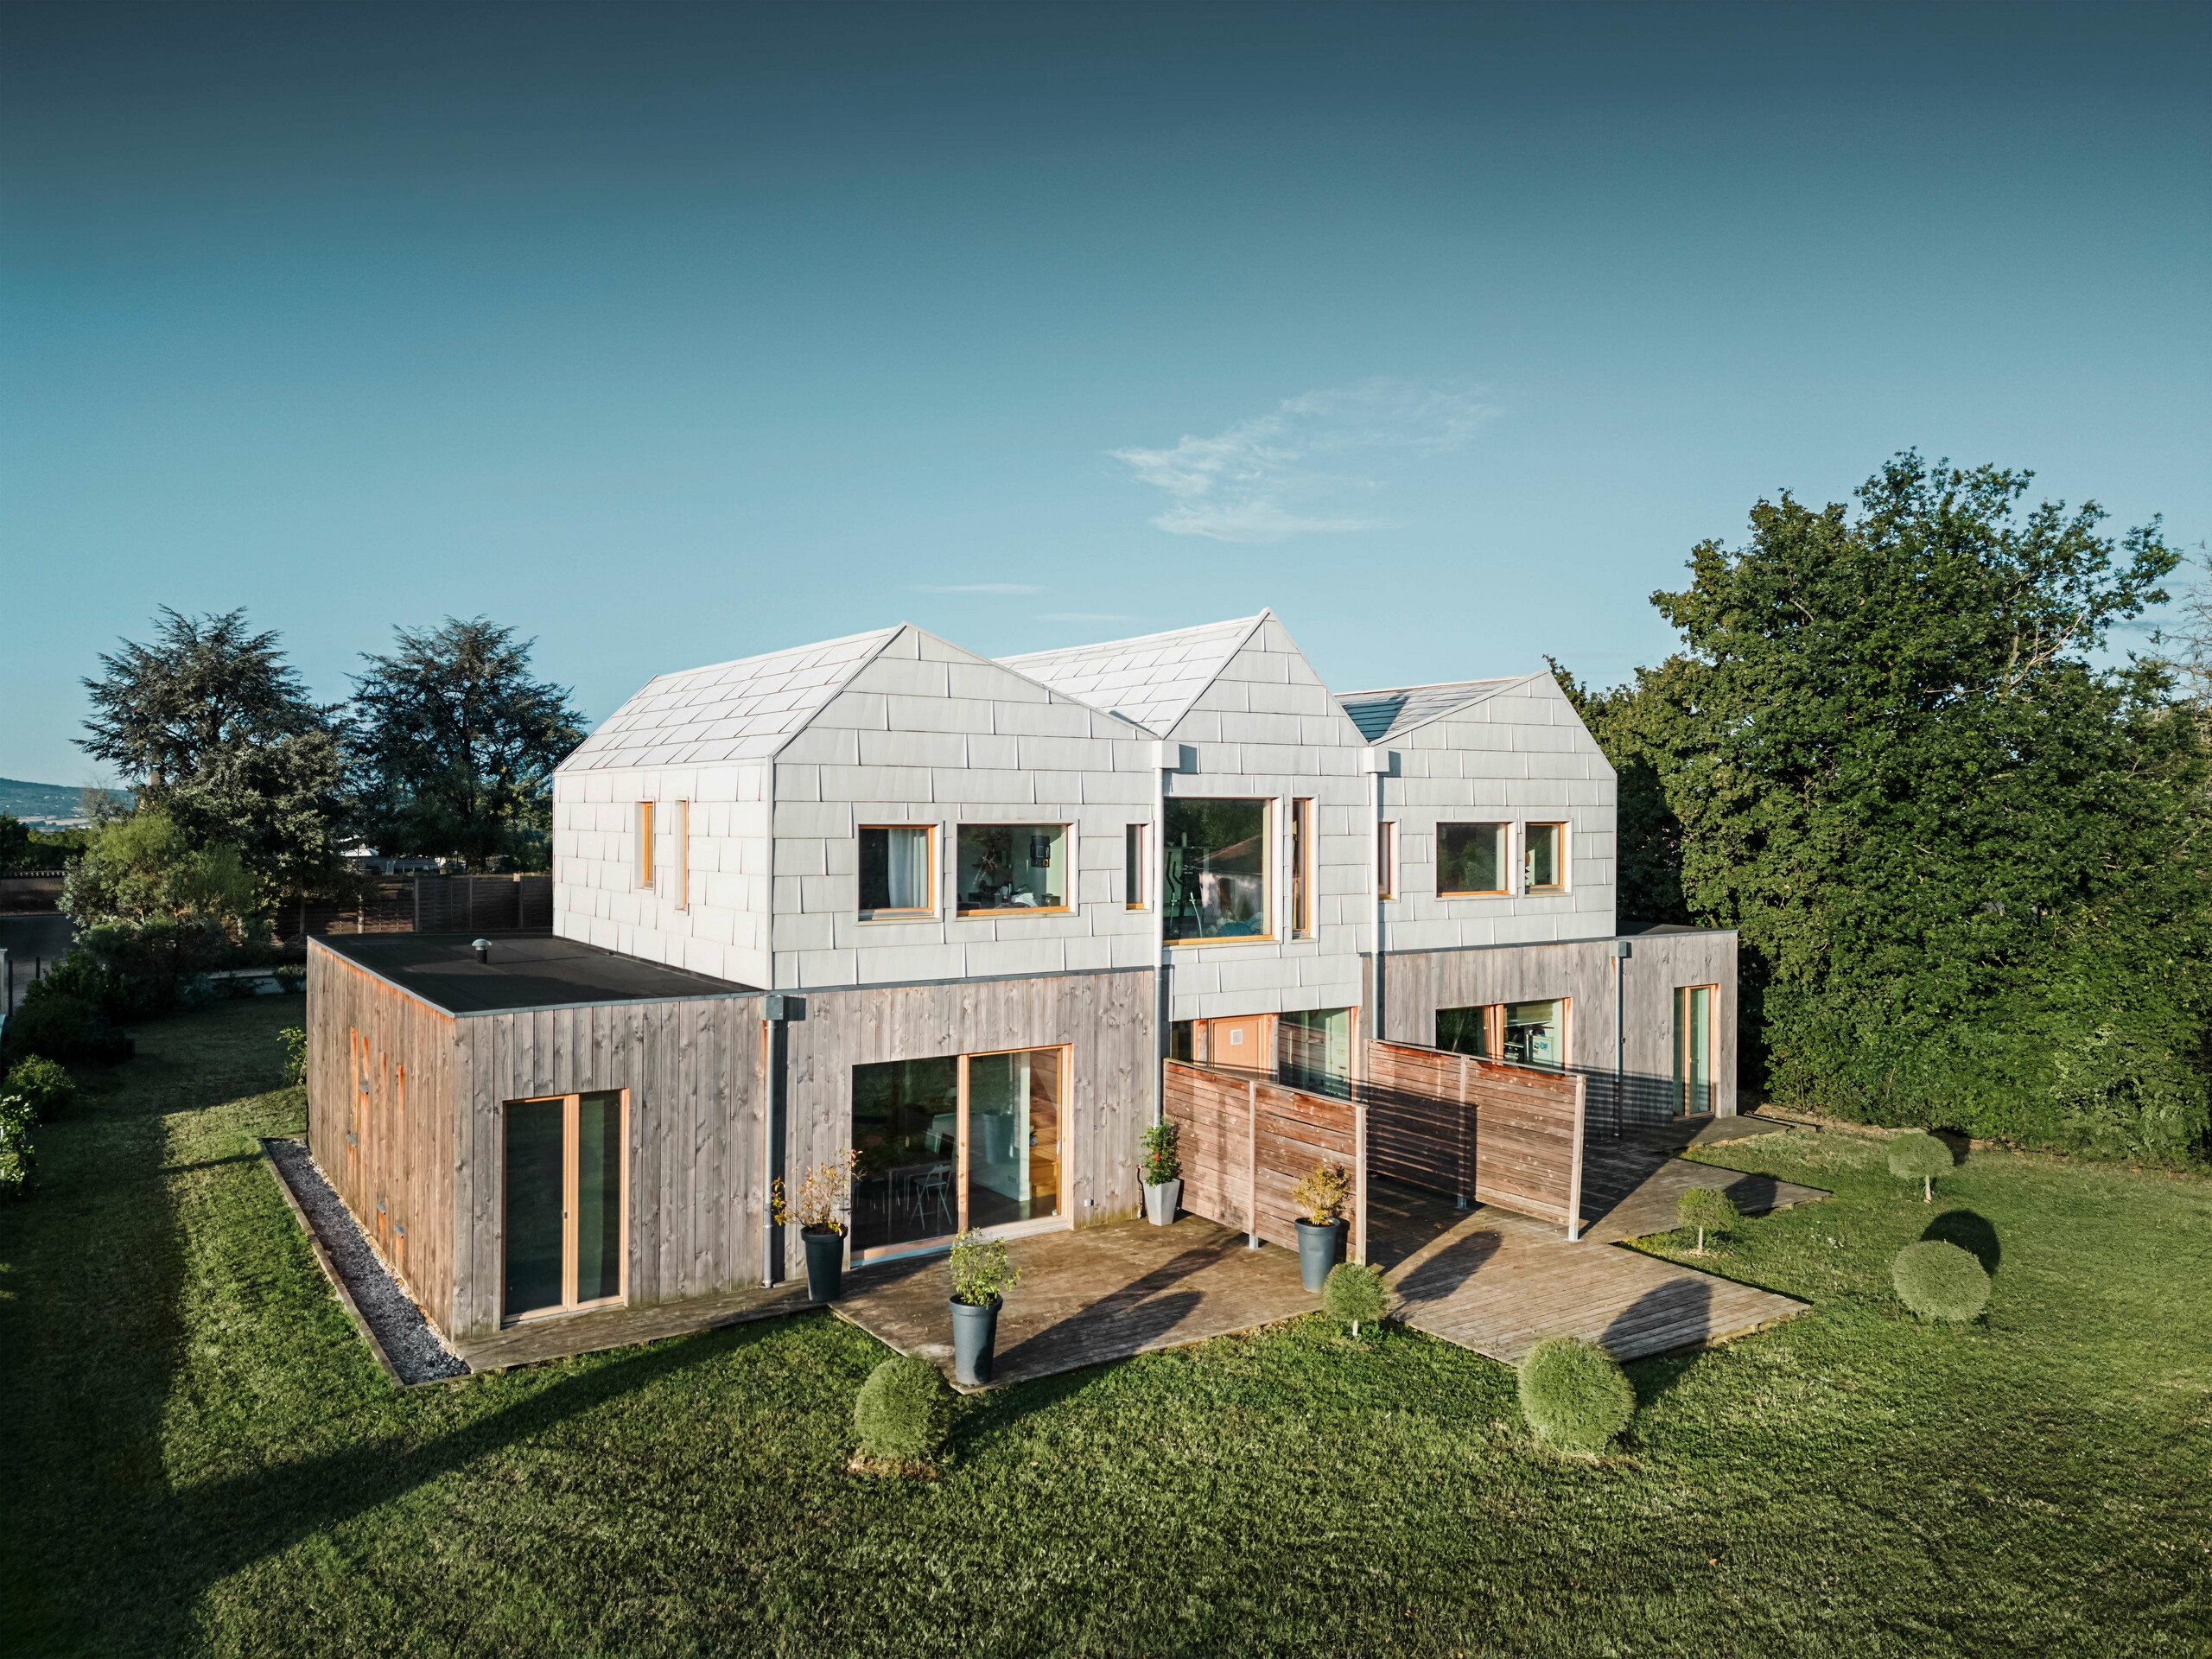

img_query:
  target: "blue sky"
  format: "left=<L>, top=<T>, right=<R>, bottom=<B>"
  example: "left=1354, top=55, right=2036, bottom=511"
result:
left=3, top=1, right=2207, bottom=784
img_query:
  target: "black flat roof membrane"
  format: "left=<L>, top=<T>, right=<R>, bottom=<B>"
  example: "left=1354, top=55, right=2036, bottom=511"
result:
left=315, top=933, right=759, bottom=1014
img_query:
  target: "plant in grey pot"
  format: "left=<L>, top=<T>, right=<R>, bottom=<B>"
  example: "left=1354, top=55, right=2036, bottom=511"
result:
left=1291, top=1163, right=1351, bottom=1293
left=773, top=1149, right=859, bottom=1304
left=947, top=1229, right=1022, bottom=1387
left=1139, top=1120, right=1183, bottom=1226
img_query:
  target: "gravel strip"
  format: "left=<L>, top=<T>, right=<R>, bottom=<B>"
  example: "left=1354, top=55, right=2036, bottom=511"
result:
left=265, top=1137, right=470, bottom=1384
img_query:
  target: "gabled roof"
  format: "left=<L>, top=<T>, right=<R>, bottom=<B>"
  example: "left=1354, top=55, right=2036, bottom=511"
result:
left=560, top=627, right=898, bottom=772
left=1000, top=613, right=1268, bottom=735
left=1336, top=676, right=1531, bottom=743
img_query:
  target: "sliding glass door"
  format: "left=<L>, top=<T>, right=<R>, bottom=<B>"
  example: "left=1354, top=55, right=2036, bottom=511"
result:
left=850, top=1047, right=1065, bottom=1257
left=502, top=1090, right=627, bottom=1324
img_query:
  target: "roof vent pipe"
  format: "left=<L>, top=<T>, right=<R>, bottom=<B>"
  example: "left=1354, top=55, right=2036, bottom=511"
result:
left=472, top=938, right=491, bottom=964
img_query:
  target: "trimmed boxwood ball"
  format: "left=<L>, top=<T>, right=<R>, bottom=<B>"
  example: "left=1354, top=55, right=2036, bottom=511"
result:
left=853, top=1355, right=953, bottom=1465
left=3, top=1056, right=77, bottom=1122
left=1887, top=1130, right=1952, bottom=1201
left=1891, top=1239, right=1991, bottom=1322
left=1321, top=1261, right=1389, bottom=1335
left=1517, top=1336, right=1635, bottom=1452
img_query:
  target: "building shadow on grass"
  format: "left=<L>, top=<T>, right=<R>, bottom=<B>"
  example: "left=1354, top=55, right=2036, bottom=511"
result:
left=1922, top=1208, right=1999, bottom=1274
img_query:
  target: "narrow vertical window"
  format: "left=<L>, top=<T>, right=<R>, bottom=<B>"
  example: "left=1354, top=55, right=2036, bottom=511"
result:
left=1124, top=823, right=1149, bottom=911
left=1675, top=985, right=1715, bottom=1116
left=1523, top=822, right=1566, bottom=893
left=673, top=800, right=690, bottom=912
left=1290, top=798, right=1313, bottom=936
left=637, top=801, right=656, bottom=890
left=1377, top=821, right=1398, bottom=899
left=859, top=825, right=935, bottom=917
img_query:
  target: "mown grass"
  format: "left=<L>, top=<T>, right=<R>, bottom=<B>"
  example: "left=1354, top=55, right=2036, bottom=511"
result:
left=3, top=997, right=2209, bottom=1657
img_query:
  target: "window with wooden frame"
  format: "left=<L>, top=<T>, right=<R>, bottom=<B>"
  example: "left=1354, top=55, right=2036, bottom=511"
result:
left=1523, top=822, right=1567, bottom=893
left=1124, top=823, right=1149, bottom=911
left=1376, top=821, right=1399, bottom=899
left=858, top=824, right=936, bottom=918
left=1162, top=798, right=1270, bottom=942
left=1438, top=822, right=1510, bottom=896
left=1674, top=985, right=1717, bottom=1116
left=1289, top=798, right=1314, bottom=936
left=635, top=801, right=656, bottom=890
left=501, top=1090, right=628, bottom=1324
left=956, top=823, right=1069, bottom=916
left=1437, top=999, right=1567, bottom=1070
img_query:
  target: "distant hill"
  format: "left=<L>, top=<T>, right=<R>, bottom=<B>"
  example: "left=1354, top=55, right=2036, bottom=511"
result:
left=0, top=778, right=132, bottom=827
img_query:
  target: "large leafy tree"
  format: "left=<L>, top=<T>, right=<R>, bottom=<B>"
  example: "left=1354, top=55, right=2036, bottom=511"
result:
left=79, top=608, right=346, bottom=901
left=347, top=618, right=586, bottom=867
left=1573, top=454, right=2209, bottom=1163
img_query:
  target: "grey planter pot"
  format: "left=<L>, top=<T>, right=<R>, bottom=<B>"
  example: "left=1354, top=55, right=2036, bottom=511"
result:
left=1294, top=1217, right=1347, bottom=1294
left=950, top=1296, right=1001, bottom=1387
left=802, top=1228, right=844, bottom=1304
left=1143, top=1178, right=1182, bottom=1226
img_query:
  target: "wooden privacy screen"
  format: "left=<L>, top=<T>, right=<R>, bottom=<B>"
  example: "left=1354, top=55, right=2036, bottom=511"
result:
left=1162, top=1061, right=1367, bottom=1262
left=1363, top=1040, right=1586, bottom=1238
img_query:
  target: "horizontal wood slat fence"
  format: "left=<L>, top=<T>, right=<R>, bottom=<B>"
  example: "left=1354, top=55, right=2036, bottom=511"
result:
left=1163, top=1060, right=1368, bottom=1262
left=282, top=875, right=553, bottom=943
left=1363, top=1039, right=1586, bottom=1237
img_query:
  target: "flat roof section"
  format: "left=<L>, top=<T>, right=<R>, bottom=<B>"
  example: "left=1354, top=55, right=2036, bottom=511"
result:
left=314, top=933, right=760, bottom=1014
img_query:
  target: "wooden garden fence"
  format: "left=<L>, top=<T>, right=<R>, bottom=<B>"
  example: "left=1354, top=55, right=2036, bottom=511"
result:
left=1162, top=1059, right=1369, bottom=1262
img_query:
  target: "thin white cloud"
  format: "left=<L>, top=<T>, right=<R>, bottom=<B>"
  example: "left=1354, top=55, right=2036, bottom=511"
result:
left=908, top=582, right=1046, bottom=594
left=1111, top=378, right=1496, bottom=543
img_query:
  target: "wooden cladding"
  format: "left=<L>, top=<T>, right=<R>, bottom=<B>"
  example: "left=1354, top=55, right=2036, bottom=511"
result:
left=1163, top=1060, right=1368, bottom=1262
left=1364, top=1039, right=1586, bottom=1236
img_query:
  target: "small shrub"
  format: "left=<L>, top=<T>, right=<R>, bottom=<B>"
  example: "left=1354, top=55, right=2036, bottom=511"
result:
left=1891, top=1239, right=1991, bottom=1322
left=279, top=1027, right=308, bottom=1086
left=0, top=1095, right=35, bottom=1199
left=1139, top=1120, right=1181, bottom=1186
left=1887, top=1131, right=1951, bottom=1202
left=853, top=1355, right=953, bottom=1466
left=3, top=1055, right=77, bottom=1122
left=948, top=1230, right=1021, bottom=1307
left=773, top=1149, right=859, bottom=1234
left=1321, top=1261, right=1389, bottom=1336
left=1675, top=1185, right=1738, bottom=1255
left=1291, top=1163, right=1351, bottom=1225
left=1518, top=1335, right=1635, bottom=1452
left=4, top=993, right=111, bottom=1065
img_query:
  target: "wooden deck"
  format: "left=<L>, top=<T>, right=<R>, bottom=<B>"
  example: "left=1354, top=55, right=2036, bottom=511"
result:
left=1367, top=1115, right=1823, bottom=1363
left=455, top=1281, right=817, bottom=1373
left=830, top=1217, right=1317, bottom=1391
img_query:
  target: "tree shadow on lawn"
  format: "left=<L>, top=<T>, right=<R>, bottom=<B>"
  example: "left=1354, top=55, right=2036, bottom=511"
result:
left=1921, top=1208, right=2000, bottom=1275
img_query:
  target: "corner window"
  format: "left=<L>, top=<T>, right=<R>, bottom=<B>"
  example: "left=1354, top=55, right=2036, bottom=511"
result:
left=957, top=823, right=1068, bottom=915
left=1438, top=1000, right=1566, bottom=1070
left=1290, top=798, right=1314, bottom=936
left=859, top=825, right=935, bottom=918
left=1163, top=798, right=1269, bottom=942
left=1439, top=822, right=1508, bottom=896
left=1124, top=823, right=1149, bottom=912
left=1524, top=822, right=1566, bottom=893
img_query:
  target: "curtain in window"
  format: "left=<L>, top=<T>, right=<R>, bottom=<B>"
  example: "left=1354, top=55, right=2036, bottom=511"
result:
left=887, top=825, right=930, bottom=910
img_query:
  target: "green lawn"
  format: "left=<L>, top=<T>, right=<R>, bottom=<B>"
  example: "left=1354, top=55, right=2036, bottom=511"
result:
left=3, top=998, right=2209, bottom=1657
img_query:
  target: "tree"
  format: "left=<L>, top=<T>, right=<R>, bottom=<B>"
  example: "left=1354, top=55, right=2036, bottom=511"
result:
left=1566, top=454, right=2211, bottom=1165
left=78, top=608, right=346, bottom=900
left=60, top=809, right=255, bottom=931
left=347, top=618, right=585, bottom=868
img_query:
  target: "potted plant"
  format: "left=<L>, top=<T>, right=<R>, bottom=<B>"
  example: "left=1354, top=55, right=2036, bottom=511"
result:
left=1139, top=1119, right=1182, bottom=1225
left=1291, top=1163, right=1351, bottom=1293
left=772, top=1149, right=859, bottom=1303
left=947, top=1229, right=1023, bottom=1387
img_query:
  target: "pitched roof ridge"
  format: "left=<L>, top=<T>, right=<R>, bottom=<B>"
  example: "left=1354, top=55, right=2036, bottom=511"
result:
left=638, top=623, right=902, bottom=686
left=1336, top=671, right=1548, bottom=743
left=999, top=610, right=1269, bottom=664
left=895, top=623, right=1154, bottom=736
left=765, top=625, right=907, bottom=760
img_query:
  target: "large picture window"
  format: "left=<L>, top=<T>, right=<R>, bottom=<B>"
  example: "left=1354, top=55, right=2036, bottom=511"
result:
left=859, top=824, right=934, bottom=917
left=1164, top=798, right=1269, bottom=942
left=957, top=823, right=1069, bottom=915
left=1435, top=1000, right=1566, bottom=1070
left=1438, top=822, right=1509, bottom=896
left=849, top=1049, right=1065, bottom=1255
